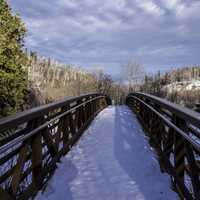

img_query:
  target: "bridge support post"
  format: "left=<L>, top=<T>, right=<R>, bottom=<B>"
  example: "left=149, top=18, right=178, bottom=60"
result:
left=31, top=127, right=43, bottom=190
left=60, top=105, right=70, bottom=151
left=174, top=132, right=185, bottom=198
left=164, top=116, right=185, bottom=199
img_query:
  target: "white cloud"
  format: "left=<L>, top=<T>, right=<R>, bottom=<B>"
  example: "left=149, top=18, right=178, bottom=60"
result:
left=176, top=2, right=200, bottom=19
left=161, top=0, right=200, bottom=20
left=136, top=0, right=165, bottom=16
left=57, top=0, right=78, bottom=8
left=162, top=0, right=182, bottom=9
left=8, top=0, right=200, bottom=77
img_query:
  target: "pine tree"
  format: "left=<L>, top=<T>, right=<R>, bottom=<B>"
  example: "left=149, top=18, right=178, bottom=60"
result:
left=0, top=0, right=27, bottom=117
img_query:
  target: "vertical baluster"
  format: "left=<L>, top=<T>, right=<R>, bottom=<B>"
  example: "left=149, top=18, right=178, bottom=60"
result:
left=82, top=104, right=86, bottom=125
left=59, top=105, right=70, bottom=151
left=173, top=117, right=186, bottom=198
left=55, top=107, right=66, bottom=150
left=84, top=103, right=88, bottom=122
left=87, top=100, right=91, bottom=119
left=63, top=113, right=70, bottom=150
left=31, top=118, right=43, bottom=189
left=77, top=105, right=82, bottom=130
left=69, top=111, right=76, bottom=135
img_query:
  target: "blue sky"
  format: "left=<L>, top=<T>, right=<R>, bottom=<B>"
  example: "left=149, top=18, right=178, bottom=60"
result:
left=8, top=0, right=200, bottom=79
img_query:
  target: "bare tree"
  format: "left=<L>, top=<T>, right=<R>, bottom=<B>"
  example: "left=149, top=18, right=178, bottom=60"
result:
left=94, top=70, right=113, bottom=95
left=121, top=60, right=144, bottom=92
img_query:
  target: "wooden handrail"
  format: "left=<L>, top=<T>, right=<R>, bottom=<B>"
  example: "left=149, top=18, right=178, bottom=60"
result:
left=0, top=93, right=109, bottom=132
left=0, top=93, right=111, bottom=199
left=126, top=93, right=200, bottom=200
left=133, top=92, right=200, bottom=128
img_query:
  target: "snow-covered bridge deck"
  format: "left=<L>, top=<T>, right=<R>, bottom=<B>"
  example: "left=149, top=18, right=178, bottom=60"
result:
left=36, top=106, right=176, bottom=200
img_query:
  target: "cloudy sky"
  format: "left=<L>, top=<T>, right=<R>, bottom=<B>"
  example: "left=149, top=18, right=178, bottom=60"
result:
left=8, top=0, right=200, bottom=78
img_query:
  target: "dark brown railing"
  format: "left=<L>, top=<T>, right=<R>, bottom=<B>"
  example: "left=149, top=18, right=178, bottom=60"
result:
left=0, top=93, right=111, bottom=199
left=126, top=92, right=200, bottom=200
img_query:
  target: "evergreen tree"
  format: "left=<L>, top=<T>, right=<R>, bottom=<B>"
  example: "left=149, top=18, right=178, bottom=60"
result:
left=0, top=0, right=27, bottom=117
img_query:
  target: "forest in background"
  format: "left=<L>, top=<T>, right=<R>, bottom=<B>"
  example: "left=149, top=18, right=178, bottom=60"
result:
left=27, top=52, right=200, bottom=109
left=26, top=52, right=128, bottom=107
left=1, top=0, right=200, bottom=118
left=141, top=66, right=200, bottom=108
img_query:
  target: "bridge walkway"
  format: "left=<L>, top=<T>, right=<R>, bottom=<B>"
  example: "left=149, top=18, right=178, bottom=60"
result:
left=36, top=106, right=177, bottom=200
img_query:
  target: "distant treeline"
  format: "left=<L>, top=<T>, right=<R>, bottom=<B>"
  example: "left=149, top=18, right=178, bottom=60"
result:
left=27, top=52, right=128, bottom=107
left=140, top=66, right=200, bottom=107
left=1, top=0, right=200, bottom=118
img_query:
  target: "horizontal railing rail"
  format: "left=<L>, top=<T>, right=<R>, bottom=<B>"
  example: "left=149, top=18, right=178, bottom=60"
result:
left=126, top=92, right=200, bottom=200
left=0, top=93, right=111, bottom=199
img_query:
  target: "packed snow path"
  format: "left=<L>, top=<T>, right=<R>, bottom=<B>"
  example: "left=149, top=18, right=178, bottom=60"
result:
left=36, top=106, right=177, bottom=200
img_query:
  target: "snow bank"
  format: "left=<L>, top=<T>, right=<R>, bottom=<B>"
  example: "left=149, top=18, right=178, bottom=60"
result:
left=163, top=79, right=200, bottom=93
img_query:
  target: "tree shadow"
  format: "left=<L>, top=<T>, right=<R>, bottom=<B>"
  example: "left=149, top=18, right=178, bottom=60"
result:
left=113, top=106, right=173, bottom=200
left=40, top=158, right=78, bottom=200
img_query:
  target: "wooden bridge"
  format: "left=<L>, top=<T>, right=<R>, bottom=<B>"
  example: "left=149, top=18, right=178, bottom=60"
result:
left=0, top=93, right=200, bottom=200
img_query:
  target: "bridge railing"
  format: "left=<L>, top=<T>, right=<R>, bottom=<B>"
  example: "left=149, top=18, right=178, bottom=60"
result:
left=126, top=92, right=200, bottom=200
left=0, top=93, right=111, bottom=199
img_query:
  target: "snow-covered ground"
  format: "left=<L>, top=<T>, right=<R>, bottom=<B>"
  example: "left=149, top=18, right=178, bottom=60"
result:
left=162, top=79, right=200, bottom=93
left=36, top=106, right=177, bottom=200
